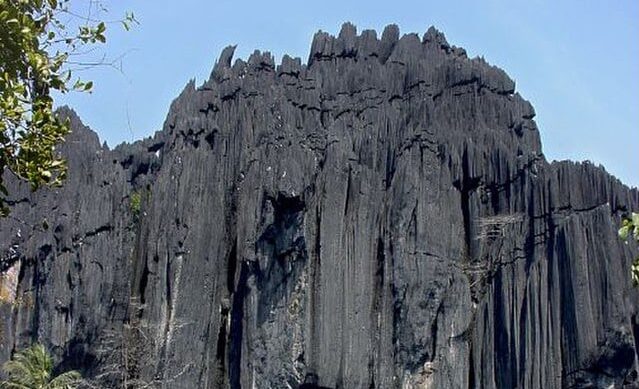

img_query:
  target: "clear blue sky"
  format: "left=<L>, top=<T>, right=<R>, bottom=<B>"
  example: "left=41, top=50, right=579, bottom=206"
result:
left=56, top=0, right=639, bottom=187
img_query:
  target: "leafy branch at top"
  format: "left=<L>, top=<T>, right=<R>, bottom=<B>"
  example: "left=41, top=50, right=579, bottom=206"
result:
left=0, top=0, right=137, bottom=216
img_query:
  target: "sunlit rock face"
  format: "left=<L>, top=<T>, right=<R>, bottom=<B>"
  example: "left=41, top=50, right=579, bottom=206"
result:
left=1, top=23, right=638, bottom=389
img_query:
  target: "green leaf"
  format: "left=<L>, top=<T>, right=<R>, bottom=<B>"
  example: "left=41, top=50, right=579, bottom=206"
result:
left=0, top=344, right=81, bottom=388
left=619, top=225, right=630, bottom=240
left=633, top=257, right=639, bottom=286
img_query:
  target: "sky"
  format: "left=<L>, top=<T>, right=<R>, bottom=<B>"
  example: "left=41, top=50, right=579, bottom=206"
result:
left=55, top=0, right=639, bottom=187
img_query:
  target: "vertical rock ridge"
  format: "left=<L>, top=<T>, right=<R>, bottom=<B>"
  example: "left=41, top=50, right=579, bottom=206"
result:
left=0, top=24, right=638, bottom=389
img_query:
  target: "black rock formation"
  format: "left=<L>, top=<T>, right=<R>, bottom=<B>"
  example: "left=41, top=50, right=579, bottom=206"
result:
left=1, top=23, right=638, bottom=388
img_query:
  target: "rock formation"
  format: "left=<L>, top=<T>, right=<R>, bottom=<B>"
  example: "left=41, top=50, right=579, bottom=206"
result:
left=1, top=23, right=638, bottom=388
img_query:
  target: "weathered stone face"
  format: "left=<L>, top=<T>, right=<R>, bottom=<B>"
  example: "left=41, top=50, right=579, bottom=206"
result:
left=1, top=23, right=638, bottom=389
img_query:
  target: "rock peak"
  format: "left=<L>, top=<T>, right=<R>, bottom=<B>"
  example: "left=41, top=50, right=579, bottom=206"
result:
left=210, top=45, right=237, bottom=80
left=423, top=25, right=449, bottom=48
left=2, top=23, right=638, bottom=389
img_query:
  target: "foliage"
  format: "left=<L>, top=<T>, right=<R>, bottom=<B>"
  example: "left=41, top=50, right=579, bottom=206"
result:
left=0, top=343, right=82, bottom=389
left=619, top=212, right=639, bottom=285
left=0, top=0, right=137, bottom=216
left=129, top=190, right=141, bottom=217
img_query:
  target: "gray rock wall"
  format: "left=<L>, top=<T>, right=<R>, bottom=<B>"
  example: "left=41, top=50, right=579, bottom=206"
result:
left=1, top=23, right=638, bottom=388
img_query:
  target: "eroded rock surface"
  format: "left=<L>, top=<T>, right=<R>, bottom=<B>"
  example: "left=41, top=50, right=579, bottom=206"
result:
left=1, top=23, right=638, bottom=388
